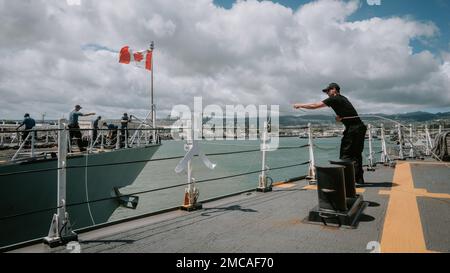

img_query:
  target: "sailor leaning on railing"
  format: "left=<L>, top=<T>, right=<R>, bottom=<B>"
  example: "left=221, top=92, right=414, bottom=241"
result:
left=16, top=113, right=36, bottom=145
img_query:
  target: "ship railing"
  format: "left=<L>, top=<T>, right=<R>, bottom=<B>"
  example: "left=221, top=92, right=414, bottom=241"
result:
left=0, top=126, right=56, bottom=146
left=359, top=121, right=448, bottom=165
left=127, top=114, right=154, bottom=146
left=0, top=125, right=59, bottom=146
left=2, top=127, right=59, bottom=162
left=11, top=129, right=35, bottom=161
left=309, top=120, right=446, bottom=168
left=0, top=126, right=167, bottom=161
left=1, top=121, right=445, bottom=163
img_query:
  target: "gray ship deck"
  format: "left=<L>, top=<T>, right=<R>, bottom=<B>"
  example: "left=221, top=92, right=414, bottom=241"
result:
left=9, top=161, right=450, bottom=253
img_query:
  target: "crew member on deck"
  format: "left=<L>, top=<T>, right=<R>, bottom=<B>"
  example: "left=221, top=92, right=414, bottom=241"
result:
left=293, top=83, right=367, bottom=184
left=120, top=113, right=132, bottom=147
left=69, top=105, right=95, bottom=152
left=16, top=113, right=36, bottom=142
left=103, top=122, right=118, bottom=145
left=92, top=116, right=102, bottom=143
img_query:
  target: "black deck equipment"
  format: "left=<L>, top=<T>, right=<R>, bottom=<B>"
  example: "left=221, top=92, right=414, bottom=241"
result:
left=306, top=160, right=367, bottom=228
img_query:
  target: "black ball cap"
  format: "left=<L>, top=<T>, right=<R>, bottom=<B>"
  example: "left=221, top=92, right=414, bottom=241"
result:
left=322, top=83, right=340, bottom=92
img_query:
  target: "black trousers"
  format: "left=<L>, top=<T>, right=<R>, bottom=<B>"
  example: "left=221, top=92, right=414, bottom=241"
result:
left=340, top=123, right=367, bottom=180
left=92, top=128, right=98, bottom=144
left=120, top=126, right=129, bottom=147
left=22, top=130, right=30, bottom=141
left=68, top=124, right=86, bottom=150
left=21, top=130, right=36, bottom=144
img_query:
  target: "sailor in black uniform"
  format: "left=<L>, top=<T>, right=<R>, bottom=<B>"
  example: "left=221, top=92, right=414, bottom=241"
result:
left=294, top=83, right=367, bottom=184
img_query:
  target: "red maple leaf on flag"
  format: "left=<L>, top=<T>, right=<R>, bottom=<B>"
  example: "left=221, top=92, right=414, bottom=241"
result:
left=133, top=52, right=144, bottom=62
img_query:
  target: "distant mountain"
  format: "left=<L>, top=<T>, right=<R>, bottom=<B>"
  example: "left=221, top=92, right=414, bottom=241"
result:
left=146, top=111, right=450, bottom=127
left=382, top=111, right=450, bottom=122
left=280, top=115, right=334, bottom=126
left=279, top=111, right=450, bottom=126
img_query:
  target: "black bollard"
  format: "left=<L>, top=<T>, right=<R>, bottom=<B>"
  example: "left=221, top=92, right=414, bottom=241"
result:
left=329, top=160, right=356, bottom=198
left=306, top=164, right=367, bottom=229
left=316, top=165, right=347, bottom=212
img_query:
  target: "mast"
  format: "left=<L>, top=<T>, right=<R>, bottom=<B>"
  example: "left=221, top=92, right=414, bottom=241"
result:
left=150, top=41, right=156, bottom=142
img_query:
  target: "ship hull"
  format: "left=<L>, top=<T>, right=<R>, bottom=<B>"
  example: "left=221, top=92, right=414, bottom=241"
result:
left=0, top=144, right=160, bottom=247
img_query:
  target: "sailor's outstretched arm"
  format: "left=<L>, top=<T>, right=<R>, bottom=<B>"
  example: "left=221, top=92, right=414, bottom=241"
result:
left=293, top=102, right=326, bottom=110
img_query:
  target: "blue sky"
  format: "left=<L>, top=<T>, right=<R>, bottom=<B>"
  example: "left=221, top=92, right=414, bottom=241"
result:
left=215, top=0, right=450, bottom=55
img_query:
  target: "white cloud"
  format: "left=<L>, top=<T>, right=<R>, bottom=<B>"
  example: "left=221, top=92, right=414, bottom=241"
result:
left=0, top=0, right=449, bottom=120
left=143, top=15, right=176, bottom=38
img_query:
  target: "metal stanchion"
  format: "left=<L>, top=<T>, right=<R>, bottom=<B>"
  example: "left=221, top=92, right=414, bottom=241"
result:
left=31, top=129, right=35, bottom=158
left=398, top=124, right=404, bottom=160
left=380, top=124, right=390, bottom=165
left=367, top=124, right=375, bottom=171
left=100, top=130, right=104, bottom=150
left=257, top=122, right=272, bottom=192
left=425, top=125, right=432, bottom=156
left=306, top=123, right=316, bottom=184
left=125, top=129, right=128, bottom=149
left=43, top=119, right=77, bottom=247
left=137, top=129, right=141, bottom=147
left=116, top=130, right=121, bottom=150
left=18, top=132, right=22, bottom=146
left=409, top=124, right=414, bottom=158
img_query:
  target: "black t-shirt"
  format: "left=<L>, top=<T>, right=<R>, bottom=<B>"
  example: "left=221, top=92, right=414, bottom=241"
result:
left=93, top=119, right=100, bottom=129
left=322, top=95, right=363, bottom=126
left=121, top=116, right=129, bottom=129
left=21, top=117, right=36, bottom=130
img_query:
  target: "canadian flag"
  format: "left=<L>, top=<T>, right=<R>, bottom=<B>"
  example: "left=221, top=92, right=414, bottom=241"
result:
left=119, top=46, right=152, bottom=71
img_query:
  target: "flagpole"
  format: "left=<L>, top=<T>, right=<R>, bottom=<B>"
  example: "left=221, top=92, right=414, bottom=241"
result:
left=150, top=41, right=156, bottom=142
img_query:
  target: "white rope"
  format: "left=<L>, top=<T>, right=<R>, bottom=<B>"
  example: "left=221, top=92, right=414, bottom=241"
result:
left=84, top=150, right=96, bottom=225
